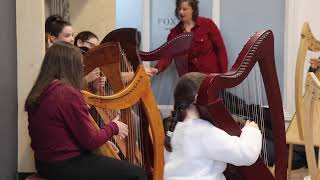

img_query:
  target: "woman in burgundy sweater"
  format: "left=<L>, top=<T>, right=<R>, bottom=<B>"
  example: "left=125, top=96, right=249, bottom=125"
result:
left=154, top=0, right=228, bottom=76
left=25, top=42, right=147, bottom=180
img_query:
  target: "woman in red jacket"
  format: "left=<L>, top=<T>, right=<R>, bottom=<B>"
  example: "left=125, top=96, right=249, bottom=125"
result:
left=154, top=0, right=228, bottom=75
left=25, top=42, right=147, bottom=180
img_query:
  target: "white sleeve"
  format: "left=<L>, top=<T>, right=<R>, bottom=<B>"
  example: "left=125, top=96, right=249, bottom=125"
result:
left=201, top=125, right=262, bottom=166
left=164, top=148, right=171, bottom=163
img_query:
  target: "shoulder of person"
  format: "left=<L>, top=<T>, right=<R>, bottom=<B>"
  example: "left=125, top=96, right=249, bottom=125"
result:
left=183, top=118, right=225, bottom=139
left=51, top=80, right=83, bottom=101
left=169, top=22, right=182, bottom=34
left=188, top=118, right=214, bottom=130
left=197, top=16, right=218, bottom=29
left=197, top=16, right=213, bottom=24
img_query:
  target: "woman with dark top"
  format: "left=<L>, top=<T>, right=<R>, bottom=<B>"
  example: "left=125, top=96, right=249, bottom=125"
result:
left=25, top=42, right=147, bottom=180
left=153, top=0, right=228, bottom=75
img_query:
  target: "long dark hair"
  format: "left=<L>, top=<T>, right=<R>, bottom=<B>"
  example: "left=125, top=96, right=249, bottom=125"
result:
left=45, top=15, right=71, bottom=37
left=25, top=42, right=84, bottom=111
left=164, top=72, right=206, bottom=152
left=175, top=0, right=199, bottom=21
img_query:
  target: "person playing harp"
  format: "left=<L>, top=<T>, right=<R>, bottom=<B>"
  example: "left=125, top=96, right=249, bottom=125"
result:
left=81, top=26, right=194, bottom=172
left=25, top=42, right=147, bottom=180
left=163, top=72, right=262, bottom=180
left=189, top=30, right=287, bottom=180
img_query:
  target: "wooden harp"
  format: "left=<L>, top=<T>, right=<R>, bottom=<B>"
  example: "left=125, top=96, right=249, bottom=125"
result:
left=196, top=30, right=287, bottom=180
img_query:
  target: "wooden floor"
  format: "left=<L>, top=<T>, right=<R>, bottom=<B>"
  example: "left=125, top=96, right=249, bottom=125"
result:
left=290, top=168, right=309, bottom=180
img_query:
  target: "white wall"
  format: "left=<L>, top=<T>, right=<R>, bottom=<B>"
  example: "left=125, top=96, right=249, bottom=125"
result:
left=116, top=0, right=143, bottom=30
left=17, top=0, right=45, bottom=172
left=69, top=0, right=116, bottom=41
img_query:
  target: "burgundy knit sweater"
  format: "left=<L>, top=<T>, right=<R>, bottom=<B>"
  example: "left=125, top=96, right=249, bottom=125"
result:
left=27, top=80, right=119, bottom=162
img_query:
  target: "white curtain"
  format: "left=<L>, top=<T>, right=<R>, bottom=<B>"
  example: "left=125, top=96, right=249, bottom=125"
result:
left=49, top=0, right=70, bottom=21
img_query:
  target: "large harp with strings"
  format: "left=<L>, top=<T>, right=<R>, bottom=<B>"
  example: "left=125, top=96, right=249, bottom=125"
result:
left=101, top=27, right=192, bottom=66
left=99, top=27, right=192, bottom=125
left=286, top=22, right=320, bottom=180
left=81, top=29, right=192, bottom=179
left=196, top=30, right=287, bottom=180
left=81, top=42, right=164, bottom=179
left=101, top=28, right=193, bottom=107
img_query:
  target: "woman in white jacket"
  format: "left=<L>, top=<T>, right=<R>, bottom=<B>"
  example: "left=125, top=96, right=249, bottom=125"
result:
left=163, top=72, right=262, bottom=180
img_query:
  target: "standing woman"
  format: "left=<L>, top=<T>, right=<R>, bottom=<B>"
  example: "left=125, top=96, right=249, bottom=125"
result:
left=154, top=0, right=228, bottom=75
left=25, top=42, right=147, bottom=180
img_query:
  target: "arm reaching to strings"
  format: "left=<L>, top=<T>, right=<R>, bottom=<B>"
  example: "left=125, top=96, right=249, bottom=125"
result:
left=144, top=67, right=158, bottom=77
left=111, top=115, right=128, bottom=139
left=201, top=120, right=262, bottom=166
left=154, top=32, right=176, bottom=74
left=60, top=90, right=124, bottom=151
left=85, top=68, right=100, bottom=83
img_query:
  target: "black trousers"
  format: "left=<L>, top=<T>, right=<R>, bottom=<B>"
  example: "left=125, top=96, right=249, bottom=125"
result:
left=36, top=152, right=147, bottom=180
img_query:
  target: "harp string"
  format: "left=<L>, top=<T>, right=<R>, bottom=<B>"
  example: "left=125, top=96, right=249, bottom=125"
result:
left=221, top=63, right=271, bottom=166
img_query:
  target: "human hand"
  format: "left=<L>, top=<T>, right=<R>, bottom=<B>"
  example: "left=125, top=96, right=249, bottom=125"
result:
left=97, top=76, right=106, bottom=90
left=310, top=58, right=320, bottom=69
left=85, top=68, right=100, bottom=83
left=112, top=115, right=128, bottom=139
left=145, top=67, right=158, bottom=77
left=244, top=120, right=259, bottom=130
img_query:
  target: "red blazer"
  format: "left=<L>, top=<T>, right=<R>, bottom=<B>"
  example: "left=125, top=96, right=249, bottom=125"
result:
left=156, top=16, right=228, bottom=75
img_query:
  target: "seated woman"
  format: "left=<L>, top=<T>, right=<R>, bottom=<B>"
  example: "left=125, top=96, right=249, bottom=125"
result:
left=45, top=16, right=100, bottom=88
left=163, top=72, right=262, bottom=180
left=25, top=42, right=147, bottom=180
left=74, top=31, right=99, bottom=50
left=74, top=31, right=105, bottom=94
left=74, top=30, right=138, bottom=86
left=45, top=15, right=74, bottom=45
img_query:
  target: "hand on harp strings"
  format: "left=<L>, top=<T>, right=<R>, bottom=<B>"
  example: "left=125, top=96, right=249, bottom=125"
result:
left=244, top=120, right=259, bottom=130
left=309, top=58, right=320, bottom=69
left=85, top=67, right=101, bottom=83
left=144, top=67, right=158, bottom=77
left=111, top=114, right=129, bottom=139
